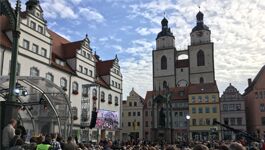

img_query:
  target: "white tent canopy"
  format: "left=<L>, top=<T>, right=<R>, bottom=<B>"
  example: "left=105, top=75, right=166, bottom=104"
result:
left=0, top=76, right=72, bottom=138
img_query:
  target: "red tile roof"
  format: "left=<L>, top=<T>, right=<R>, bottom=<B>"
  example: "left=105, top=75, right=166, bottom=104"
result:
left=176, top=59, right=189, bottom=68
left=51, top=53, right=75, bottom=74
left=47, top=29, right=82, bottom=59
left=96, top=59, right=114, bottom=76
left=95, top=76, right=109, bottom=88
left=62, top=41, right=82, bottom=59
left=188, top=82, right=219, bottom=94
left=144, top=86, right=189, bottom=106
left=0, top=16, right=12, bottom=48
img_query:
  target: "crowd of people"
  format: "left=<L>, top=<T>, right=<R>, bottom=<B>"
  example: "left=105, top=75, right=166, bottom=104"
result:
left=2, top=119, right=265, bottom=150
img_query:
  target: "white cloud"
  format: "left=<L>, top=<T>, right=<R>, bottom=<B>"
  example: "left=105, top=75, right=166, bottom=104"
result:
left=71, top=0, right=82, bottom=4
left=135, top=27, right=160, bottom=36
left=120, top=26, right=133, bottom=31
left=42, top=0, right=78, bottom=19
left=79, top=7, right=105, bottom=23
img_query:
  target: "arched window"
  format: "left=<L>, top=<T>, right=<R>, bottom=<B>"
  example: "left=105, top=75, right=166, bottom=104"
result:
left=200, top=77, right=204, bottom=84
left=92, top=89, right=97, bottom=97
left=46, top=73, right=54, bottom=82
left=115, top=96, right=119, bottom=106
left=108, top=94, right=112, bottom=104
left=60, top=78, right=67, bottom=90
left=71, top=107, right=78, bottom=120
left=101, top=91, right=105, bottom=101
left=197, top=50, right=205, bottom=66
left=161, top=55, right=167, bottom=70
left=72, top=82, right=78, bottom=93
left=163, top=81, right=168, bottom=89
left=30, top=67, right=39, bottom=76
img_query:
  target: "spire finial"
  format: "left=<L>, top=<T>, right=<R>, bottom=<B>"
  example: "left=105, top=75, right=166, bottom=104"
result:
left=85, top=33, right=88, bottom=38
left=198, top=5, right=200, bottom=11
left=164, top=11, right=166, bottom=18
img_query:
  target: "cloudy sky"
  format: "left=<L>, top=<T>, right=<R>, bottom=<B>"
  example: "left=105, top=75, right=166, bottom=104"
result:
left=11, top=0, right=265, bottom=99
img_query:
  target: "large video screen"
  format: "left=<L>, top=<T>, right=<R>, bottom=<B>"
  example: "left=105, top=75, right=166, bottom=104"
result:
left=96, top=109, right=119, bottom=130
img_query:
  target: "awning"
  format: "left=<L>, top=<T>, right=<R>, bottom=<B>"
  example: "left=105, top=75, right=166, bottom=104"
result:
left=0, top=76, right=72, bottom=137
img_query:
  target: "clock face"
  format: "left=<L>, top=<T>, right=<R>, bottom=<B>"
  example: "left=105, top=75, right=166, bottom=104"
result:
left=177, top=80, right=188, bottom=87
left=196, top=31, right=203, bottom=37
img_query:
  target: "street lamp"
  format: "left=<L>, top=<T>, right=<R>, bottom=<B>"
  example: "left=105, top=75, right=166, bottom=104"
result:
left=186, top=115, right=190, bottom=146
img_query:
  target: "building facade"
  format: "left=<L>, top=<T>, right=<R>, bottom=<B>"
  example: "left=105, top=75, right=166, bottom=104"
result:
left=244, top=66, right=265, bottom=139
left=220, top=83, right=246, bottom=140
left=120, top=88, right=144, bottom=141
left=0, top=0, right=122, bottom=142
left=146, top=10, right=220, bottom=142
left=188, top=83, right=220, bottom=141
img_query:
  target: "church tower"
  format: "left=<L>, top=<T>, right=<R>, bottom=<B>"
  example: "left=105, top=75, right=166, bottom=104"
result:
left=153, top=17, right=176, bottom=90
left=188, top=11, right=215, bottom=84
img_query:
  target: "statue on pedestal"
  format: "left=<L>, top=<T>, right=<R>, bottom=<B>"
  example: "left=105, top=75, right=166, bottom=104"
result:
left=159, top=107, right=165, bottom=128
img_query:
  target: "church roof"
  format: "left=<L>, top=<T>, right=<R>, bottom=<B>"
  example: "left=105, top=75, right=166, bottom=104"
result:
left=156, top=28, right=174, bottom=39
left=191, top=11, right=210, bottom=32
left=176, top=59, right=189, bottom=68
left=156, top=17, right=174, bottom=39
left=192, top=24, right=209, bottom=32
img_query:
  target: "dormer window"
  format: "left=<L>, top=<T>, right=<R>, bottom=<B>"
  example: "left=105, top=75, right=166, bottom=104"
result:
left=82, top=51, right=86, bottom=57
left=30, top=21, right=36, bottom=30
left=87, top=53, right=91, bottom=59
left=36, top=12, right=40, bottom=17
left=37, top=25, right=43, bottom=34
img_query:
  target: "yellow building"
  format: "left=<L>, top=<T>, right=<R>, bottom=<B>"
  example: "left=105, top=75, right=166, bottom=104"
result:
left=188, top=83, right=221, bottom=141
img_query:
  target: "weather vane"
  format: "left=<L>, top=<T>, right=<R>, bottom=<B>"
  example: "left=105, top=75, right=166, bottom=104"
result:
left=198, top=5, right=201, bottom=11
left=164, top=11, right=166, bottom=18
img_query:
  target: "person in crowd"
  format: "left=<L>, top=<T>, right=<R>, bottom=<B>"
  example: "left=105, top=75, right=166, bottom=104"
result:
left=229, top=142, right=245, bottom=150
left=193, top=144, right=209, bottom=150
left=63, top=136, right=78, bottom=150
left=16, top=120, right=27, bottom=141
left=9, top=138, right=25, bottom=150
left=218, top=144, right=229, bottom=150
left=57, top=135, right=65, bottom=149
left=22, top=136, right=38, bottom=150
left=9, top=129, right=22, bottom=147
left=51, top=133, right=62, bottom=150
left=2, top=119, right=17, bottom=149
left=36, top=135, right=52, bottom=150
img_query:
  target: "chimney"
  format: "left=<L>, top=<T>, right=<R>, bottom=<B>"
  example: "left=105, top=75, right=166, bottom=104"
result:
left=248, top=78, right=252, bottom=86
